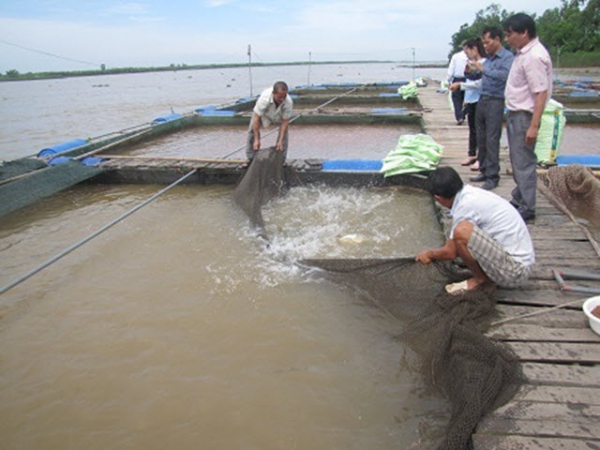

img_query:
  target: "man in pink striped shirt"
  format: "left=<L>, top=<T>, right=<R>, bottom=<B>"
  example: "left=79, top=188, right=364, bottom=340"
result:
left=504, top=13, right=553, bottom=222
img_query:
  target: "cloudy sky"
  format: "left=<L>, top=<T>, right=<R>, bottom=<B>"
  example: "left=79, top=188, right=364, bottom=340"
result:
left=1, top=0, right=564, bottom=73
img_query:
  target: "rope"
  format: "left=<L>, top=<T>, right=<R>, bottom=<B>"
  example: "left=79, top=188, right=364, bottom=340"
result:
left=218, top=86, right=360, bottom=160
left=0, top=169, right=198, bottom=296
left=538, top=176, right=600, bottom=258
left=490, top=298, right=585, bottom=328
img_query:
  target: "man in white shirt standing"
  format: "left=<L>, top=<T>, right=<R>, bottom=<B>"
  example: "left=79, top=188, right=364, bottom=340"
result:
left=447, top=46, right=469, bottom=125
left=416, top=167, right=535, bottom=295
left=504, top=13, right=553, bottom=222
left=246, top=81, right=293, bottom=164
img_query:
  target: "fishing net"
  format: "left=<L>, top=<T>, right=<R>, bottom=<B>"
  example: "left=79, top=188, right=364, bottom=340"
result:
left=0, top=160, right=104, bottom=217
left=302, top=257, right=523, bottom=449
left=0, top=158, right=48, bottom=182
left=232, top=146, right=285, bottom=234
left=400, top=285, right=524, bottom=449
left=541, top=164, right=600, bottom=227
left=233, top=150, right=524, bottom=449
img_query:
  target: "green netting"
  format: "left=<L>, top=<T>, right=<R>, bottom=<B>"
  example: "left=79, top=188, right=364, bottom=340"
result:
left=0, top=160, right=104, bottom=217
left=0, top=158, right=48, bottom=182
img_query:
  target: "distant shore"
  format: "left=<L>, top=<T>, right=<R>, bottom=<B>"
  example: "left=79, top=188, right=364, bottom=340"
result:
left=0, top=60, right=447, bottom=83
left=2, top=62, right=598, bottom=84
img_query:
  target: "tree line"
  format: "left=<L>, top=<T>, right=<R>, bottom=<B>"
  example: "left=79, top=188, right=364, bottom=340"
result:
left=449, top=1, right=600, bottom=65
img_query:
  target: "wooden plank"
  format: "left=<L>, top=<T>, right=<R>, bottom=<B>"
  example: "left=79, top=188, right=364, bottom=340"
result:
left=507, top=341, right=600, bottom=363
left=473, top=434, right=600, bottom=450
left=421, top=82, right=600, bottom=447
left=478, top=414, right=599, bottom=441
left=522, top=362, right=600, bottom=386
left=494, top=305, right=588, bottom=328
left=495, top=289, right=582, bottom=306
left=482, top=399, right=600, bottom=425
left=534, top=250, right=599, bottom=260
left=514, top=384, right=600, bottom=405
left=533, top=240, right=596, bottom=252
left=101, top=154, right=246, bottom=164
left=487, top=324, right=600, bottom=342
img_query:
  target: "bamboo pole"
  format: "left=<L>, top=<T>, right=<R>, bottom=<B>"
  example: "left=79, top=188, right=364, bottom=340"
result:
left=73, top=128, right=153, bottom=160
left=100, top=154, right=246, bottom=164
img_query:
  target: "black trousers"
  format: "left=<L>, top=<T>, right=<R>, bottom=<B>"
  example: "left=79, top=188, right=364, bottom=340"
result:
left=450, top=77, right=466, bottom=122
left=465, top=102, right=478, bottom=157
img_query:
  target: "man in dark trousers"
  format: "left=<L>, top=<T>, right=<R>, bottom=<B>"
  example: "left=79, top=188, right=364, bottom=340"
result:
left=468, top=27, right=514, bottom=191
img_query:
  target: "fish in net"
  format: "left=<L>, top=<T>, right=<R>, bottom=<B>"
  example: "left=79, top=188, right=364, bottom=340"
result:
left=232, top=146, right=285, bottom=237
left=233, top=152, right=524, bottom=449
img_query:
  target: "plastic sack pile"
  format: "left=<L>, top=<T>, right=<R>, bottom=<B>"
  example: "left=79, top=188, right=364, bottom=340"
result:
left=380, top=134, right=444, bottom=177
left=534, top=99, right=566, bottom=164
left=398, top=82, right=418, bottom=100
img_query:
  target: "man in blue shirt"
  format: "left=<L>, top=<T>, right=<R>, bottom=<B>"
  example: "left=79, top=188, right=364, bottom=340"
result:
left=468, top=27, right=514, bottom=191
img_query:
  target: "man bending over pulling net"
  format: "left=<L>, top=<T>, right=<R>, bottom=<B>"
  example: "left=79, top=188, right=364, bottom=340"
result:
left=416, top=166, right=535, bottom=295
left=246, top=81, right=293, bottom=165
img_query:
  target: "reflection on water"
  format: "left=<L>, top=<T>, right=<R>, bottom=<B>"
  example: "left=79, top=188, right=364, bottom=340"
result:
left=0, top=184, right=448, bottom=449
left=560, top=123, right=600, bottom=156
left=122, top=124, right=420, bottom=161
left=0, top=64, right=448, bottom=161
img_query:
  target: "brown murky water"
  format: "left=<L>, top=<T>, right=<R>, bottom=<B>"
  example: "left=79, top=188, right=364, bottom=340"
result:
left=1, top=64, right=599, bottom=449
left=0, top=183, right=448, bottom=449
left=122, top=124, right=420, bottom=161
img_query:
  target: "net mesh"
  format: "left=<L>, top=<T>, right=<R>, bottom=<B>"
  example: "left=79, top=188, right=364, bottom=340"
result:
left=0, top=158, right=48, bottom=182
left=233, top=152, right=524, bottom=449
left=302, top=258, right=523, bottom=449
left=401, top=285, right=524, bottom=449
left=541, top=164, right=600, bottom=227
left=0, top=160, right=104, bottom=217
left=232, top=147, right=284, bottom=235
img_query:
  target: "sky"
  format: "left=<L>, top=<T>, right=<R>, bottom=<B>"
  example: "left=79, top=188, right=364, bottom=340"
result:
left=0, top=0, right=565, bottom=73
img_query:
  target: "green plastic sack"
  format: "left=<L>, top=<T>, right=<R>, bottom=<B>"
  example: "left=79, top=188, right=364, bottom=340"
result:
left=534, top=99, right=566, bottom=163
left=380, top=134, right=444, bottom=177
left=398, top=82, right=418, bottom=100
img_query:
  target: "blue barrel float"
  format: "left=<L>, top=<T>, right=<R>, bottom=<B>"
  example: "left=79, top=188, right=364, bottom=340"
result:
left=151, top=113, right=183, bottom=125
left=556, top=154, right=600, bottom=167
left=371, top=108, right=408, bottom=114
left=37, top=138, right=89, bottom=157
left=321, top=159, right=383, bottom=172
left=194, top=105, right=235, bottom=117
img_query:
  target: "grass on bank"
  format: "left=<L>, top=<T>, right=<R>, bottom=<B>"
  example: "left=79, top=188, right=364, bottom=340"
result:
left=1, top=51, right=599, bottom=82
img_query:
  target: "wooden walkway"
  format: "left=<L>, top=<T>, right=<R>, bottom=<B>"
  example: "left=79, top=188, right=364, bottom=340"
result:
left=418, top=83, right=600, bottom=449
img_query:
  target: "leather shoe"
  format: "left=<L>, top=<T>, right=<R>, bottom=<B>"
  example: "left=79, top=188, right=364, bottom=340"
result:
left=469, top=174, right=486, bottom=182
left=518, top=207, right=535, bottom=222
left=481, top=180, right=498, bottom=190
left=460, top=156, right=478, bottom=166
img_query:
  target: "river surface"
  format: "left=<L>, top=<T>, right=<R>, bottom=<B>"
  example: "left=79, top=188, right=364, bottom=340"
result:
left=0, top=63, right=599, bottom=449
left=0, top=64, right=453, bottom=450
